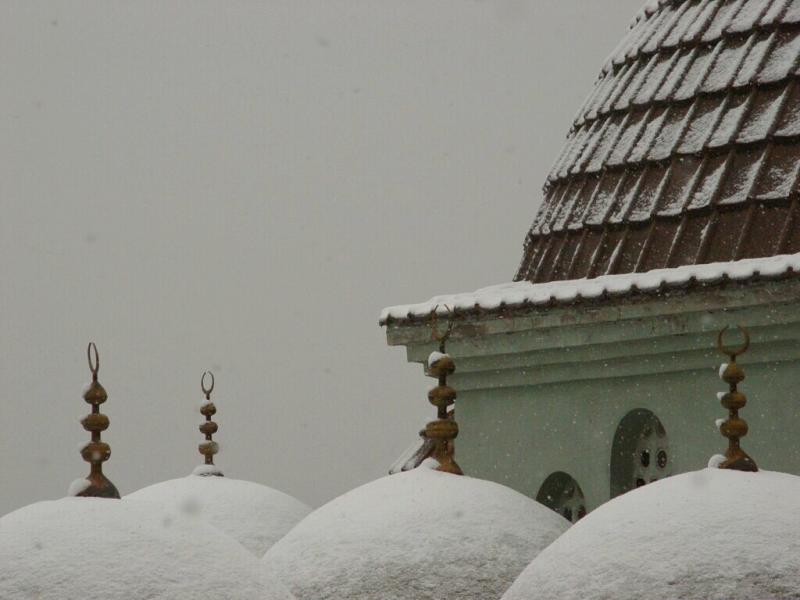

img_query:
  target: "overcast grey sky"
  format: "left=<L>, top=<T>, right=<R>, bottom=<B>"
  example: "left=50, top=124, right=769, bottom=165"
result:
left=0, top=0, right=643, bottom=515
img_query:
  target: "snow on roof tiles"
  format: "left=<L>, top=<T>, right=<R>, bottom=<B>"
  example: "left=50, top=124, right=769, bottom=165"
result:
left=380, top=252, right=800, bottom=325
left=517, top=0, right=800, bottom=285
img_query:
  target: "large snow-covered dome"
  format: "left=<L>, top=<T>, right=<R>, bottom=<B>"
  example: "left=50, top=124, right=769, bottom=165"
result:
left=0, top=497, right=294, bottom=600
left=502, top=468, right=800, bottom=600
left=263, top=463, right=569, bottom=600
left=128, top=472, right=311, bottom=556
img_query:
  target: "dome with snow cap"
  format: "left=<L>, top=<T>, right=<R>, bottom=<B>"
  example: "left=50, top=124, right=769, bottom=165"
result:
left=128, top=372, right=311, bottom=556
left=262, top=347, right=569, bottom=600
left=129, top=472, right=311, bottom=556
left=501, top=468, right=800, bottom=600
left=503, top=325, right=796, bottom=600
left=0, top=348, right=293, bottom=600
left=263, top=463, right=569, bottom=600
left=0, top=497, right=294, bottom=600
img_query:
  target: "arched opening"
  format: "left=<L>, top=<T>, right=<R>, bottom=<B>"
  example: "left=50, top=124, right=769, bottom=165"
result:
left=610, top=408, right=672, bottom=499
left=536, top=471, right=587, bottom=523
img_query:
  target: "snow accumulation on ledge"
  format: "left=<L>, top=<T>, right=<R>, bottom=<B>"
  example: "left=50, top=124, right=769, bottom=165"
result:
left=380, top=253, right=800, bottom=325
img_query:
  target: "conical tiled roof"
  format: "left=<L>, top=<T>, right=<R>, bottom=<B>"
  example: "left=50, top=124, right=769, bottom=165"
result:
left=517, top=0, right=800, bottom=284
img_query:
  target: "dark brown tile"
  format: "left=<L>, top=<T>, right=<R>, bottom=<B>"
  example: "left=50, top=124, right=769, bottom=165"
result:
left=566, top=174, right=602, bottom=229
left=687, top=152, right=731, bottom=209
left=735, top=30, right=776, bottom=87
left=628, top=164, right=671, bottom=222
left=569, top=229, right=604, bottom=280
left=550, top=231, right=583, bottom=281
left=773, top=80, right=800, bottom=137
left=590, top=228, right=627, bottom=277
left=753, top=143, right=800, bottom=200
left=779, top=0, right=800, bottom=24
left=584, top=171, right=625, bottom=226
left=704, top=208, right=747, bottom=261
left=701, top=35, right=752, bottom=93
left=702, top=0, right=746, bottom=42
left=716, top=147, right=767, bottom=205
left=669, top=211, right=712, bottom=266
left=657, top=155, right=705, bottom=215
left=758, top=29, right=800, bottom=83
left=615, top=225, right=650, bottom=273
left=737, top=85, right=789, bottom=143
left=639, top=219, right=679, bottom=271
left=648, top=102, right=694, bottom=161
left=738, top=202, right=790, bottom=257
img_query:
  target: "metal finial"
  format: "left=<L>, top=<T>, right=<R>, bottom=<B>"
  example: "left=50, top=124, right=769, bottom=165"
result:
left=87, top=342, right=99, bottom=382
left=425, top=312, right=463, bottom=475
left=198, top=371, right=222, bottom=476
left=75, top=342, right=120, bottom=498
left=201, top=370, right=215, bottom=396
left=430, top=305, right=455, bottom=353
left=715, top=325, right=758, bottom=472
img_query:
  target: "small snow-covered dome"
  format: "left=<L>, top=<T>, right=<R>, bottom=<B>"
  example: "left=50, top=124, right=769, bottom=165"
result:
left=128, top=371, right=311, bottom=556
left=502, top=468, right=800, bottom=600
left=263, top=464, right=568, bottom=600
left=264, top=347, right=568, bottom=599
left=0, top=497, right=294, bottom=600
left=128, top=472, right=311, bottom=556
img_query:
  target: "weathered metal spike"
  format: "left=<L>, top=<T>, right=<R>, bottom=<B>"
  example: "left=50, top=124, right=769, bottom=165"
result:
left=715, top=326, right=758, bottom=473
left=75, top=342, right=120, bottom=499
left=198, top=371, right=223, bottom=476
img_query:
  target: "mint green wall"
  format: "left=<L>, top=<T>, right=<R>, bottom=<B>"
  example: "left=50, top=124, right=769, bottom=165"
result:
left=456, top=361, right=800, bottom=511
left=385, top=280, right=800, bottom=511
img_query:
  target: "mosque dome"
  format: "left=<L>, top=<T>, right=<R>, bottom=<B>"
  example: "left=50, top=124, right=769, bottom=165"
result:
left=262, top=347, right=569, bottom=600
left=501, top=468, right=800, bottom=600
left=264, top=464, right=568, bottom=600
left=129, top=473, right=311, bottom=556
left=128, top=372, right=311, bottom=556
left=0, top=346, right=293, bottom=600
left=502, top=325, right=798, bottom=600
left=0, top=497, right=293, bottom=600
left=517, top=0, right=800, bottom=284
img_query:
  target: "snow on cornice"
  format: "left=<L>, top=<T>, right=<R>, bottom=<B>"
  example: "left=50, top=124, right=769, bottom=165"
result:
left=380, top=253, right=800, bottom=325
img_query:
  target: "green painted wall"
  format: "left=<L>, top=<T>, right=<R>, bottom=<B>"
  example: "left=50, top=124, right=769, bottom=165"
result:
left=385, top=279, right=800, bottom=512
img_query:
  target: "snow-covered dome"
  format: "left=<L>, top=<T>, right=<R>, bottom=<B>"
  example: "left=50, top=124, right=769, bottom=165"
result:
left=0, top=497, right=294, bottom=600
left=128, top=371, right=311, bottom=556
left=128, top=471, right=311, bottom=556
left=264, top=347, right=569, bottom=600
left=502, top=468, right=800, bottom=600
left=263, top=461, right=568, bottom=600
left=504, top=326, right=799, bottom=600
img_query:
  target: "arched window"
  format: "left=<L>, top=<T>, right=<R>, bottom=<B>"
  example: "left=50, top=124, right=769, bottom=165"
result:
left=610, top=408, right=672, bottom=499
left=536, top=471, right=587, bottom=523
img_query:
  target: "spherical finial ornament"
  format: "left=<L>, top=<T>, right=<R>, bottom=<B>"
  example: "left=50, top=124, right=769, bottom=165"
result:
left=715, top=325, right=758, bottom=472
left=73, top=342, right=120, bottom=499
left=198, top=371, right=223, bottom=476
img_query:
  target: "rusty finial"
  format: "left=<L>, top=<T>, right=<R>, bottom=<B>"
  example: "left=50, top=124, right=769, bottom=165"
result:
left=425, top=308, right=463, bottom=475
left=198, top=371, right=222, bottom=476
left=430, top=305, right=455, bottom=353
left=715, top=325, right=758, bottom=472
left=75, top=342, right=120, bottom=498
